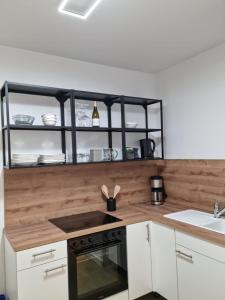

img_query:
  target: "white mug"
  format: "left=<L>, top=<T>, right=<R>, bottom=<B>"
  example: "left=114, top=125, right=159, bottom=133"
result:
left=103, top=148, right=118, bottom=161
left=90, top=149, right=103, bottom=162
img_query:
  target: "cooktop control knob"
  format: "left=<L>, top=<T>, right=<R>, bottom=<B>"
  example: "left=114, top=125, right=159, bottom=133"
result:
left=103, top=232, right=110, bottom=242
left=106, top=231, right=117, bottom=240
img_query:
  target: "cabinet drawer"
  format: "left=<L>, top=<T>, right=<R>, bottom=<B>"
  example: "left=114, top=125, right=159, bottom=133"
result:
left=17, top=240, right=67, bottom=271
left=17, top=258, right=68, bottom=300
left=176, top=231, right=225, bottom=264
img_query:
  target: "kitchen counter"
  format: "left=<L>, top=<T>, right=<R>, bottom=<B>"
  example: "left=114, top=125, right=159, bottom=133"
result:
left=5, top=200, right=225, bottom=252
left=5, top=206, right=150, bottom=251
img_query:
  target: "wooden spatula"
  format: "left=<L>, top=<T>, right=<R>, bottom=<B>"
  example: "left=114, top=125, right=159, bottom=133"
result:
left=101, top=185, right=109, bottom=199
left=113, top=185, right=121, bottom=199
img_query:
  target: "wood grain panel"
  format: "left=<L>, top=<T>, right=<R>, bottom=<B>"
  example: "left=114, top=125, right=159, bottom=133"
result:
left=7, top=201, right=225, bottom=251
left=5, top=161, right=158, bottom=226
left=158, top=160, right=225, bottom=211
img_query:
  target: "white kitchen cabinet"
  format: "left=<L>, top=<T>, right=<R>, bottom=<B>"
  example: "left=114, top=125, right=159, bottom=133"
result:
left=16, top=240, right=67, bottom=271
left=127, top=221, right=152, bottom=300
left=17, top=258, right=68, bottom=300
left=176, top=244, right=225, bottom=300
left=4, top=236, right=68, bottom=300
left=151, top=223, right=178, bottom=300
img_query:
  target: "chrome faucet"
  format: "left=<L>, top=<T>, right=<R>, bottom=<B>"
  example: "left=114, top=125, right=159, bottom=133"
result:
left=214, top=201, right=225, bottom=218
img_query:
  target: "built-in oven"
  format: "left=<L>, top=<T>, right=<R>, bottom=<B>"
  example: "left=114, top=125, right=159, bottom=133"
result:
left=68, top=227, right=128, bottom=300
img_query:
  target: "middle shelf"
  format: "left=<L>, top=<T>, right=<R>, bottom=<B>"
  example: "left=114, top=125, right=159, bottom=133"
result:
left=3, top=125, right=162, bottom=133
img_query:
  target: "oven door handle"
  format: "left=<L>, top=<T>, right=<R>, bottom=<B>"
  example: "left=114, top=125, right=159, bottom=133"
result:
left=73, top=240, right=122, bottom=256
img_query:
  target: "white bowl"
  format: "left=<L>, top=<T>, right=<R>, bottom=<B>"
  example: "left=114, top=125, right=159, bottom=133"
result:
left=43, top=121, right=57, bottom=126
left=42, top=113, right=56, bottom=118
left=42, top=116, right=57, bottom=119
left=126, top=122, right=138, bottom=128
left=42, top=118, right=57, bottom=121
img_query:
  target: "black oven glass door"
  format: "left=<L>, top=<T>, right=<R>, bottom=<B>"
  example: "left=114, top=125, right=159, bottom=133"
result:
left=70, top=241, right=128, bottom=300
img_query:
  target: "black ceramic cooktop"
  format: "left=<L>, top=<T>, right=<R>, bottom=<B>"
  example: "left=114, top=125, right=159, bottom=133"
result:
left=49, top=211, right=121, bottom=233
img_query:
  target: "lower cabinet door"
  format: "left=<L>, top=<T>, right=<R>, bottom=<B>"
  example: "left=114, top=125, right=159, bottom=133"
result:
left=17, top=258, right=68, bottom=300
left=177, top=245, right=225, bottom=300
left=127, top=222, right=152, bottom=300
left=104, top=290, right=129, bottom=300
left=151, top=223, right=178, bottom=300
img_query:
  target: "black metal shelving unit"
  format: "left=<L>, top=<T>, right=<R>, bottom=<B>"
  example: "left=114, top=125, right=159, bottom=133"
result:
left=1, top=81, right=164, bottom=169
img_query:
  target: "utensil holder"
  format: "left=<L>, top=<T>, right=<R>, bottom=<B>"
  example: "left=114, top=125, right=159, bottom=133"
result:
left=107, top=197, right=116, bottom=211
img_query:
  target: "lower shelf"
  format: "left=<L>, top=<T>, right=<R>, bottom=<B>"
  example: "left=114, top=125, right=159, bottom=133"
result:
left=4, top=158, right=163, bottom=169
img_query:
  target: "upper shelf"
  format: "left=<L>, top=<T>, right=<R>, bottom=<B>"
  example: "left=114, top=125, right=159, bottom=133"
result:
left=1, top=81, right=70, bottom=101
left=116, top=95, right=161, bottom=106
left=1, top=81, right=162, bottom=106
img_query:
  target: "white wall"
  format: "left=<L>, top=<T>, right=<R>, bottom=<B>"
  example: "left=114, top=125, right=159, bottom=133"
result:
left=0, top=45, right=156, bottom=293
left=156, top=42, right=225, bottom=159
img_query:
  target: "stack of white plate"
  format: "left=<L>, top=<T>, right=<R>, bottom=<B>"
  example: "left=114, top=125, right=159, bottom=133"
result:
left=39, top=153, right=65, bottom=164
left=12, top=154, right=39, bottom=166
left=41, top=113, right=57, bottom=126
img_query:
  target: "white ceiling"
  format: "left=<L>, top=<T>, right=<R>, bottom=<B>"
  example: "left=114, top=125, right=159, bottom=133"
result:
left=0, top=0, right=225, bottom=73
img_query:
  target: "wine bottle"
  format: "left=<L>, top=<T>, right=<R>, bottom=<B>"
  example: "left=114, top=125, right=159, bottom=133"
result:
left=92, top=101, right=100, bottom=127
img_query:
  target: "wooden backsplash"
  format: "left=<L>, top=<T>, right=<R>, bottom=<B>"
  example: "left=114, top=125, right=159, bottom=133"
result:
left=158, top=160, right=225, bottom=211
left=4, top=161, right=158, bottom=227
left=7, top=159, right=225, bottom=227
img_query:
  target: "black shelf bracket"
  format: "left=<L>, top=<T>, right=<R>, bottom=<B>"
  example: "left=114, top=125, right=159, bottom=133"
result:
left=104, top=97, right=113, bottom=108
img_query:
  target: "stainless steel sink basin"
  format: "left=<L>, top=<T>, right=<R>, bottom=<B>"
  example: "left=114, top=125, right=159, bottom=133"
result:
left=165, top=209, right=225, bottom=235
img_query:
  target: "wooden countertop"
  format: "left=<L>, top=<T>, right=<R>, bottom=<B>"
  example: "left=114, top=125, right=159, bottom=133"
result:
left=5, top=206, right=150, bottom=252
left=5, top=200, right=225, bottom=252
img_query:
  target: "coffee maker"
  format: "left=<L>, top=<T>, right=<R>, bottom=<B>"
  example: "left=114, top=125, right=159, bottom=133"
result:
left=150, top=176, right=166, bottom=205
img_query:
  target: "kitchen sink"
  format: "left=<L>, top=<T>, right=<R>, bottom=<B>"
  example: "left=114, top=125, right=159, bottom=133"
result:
left=203, top=220, right=225, bottom=233
left=164, top=210, right=215, bottom=227
left=164, top=209, right=225, bottom=235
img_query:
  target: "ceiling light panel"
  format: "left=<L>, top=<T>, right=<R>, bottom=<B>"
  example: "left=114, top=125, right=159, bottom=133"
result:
left=59, top=0, right=102, bottom=19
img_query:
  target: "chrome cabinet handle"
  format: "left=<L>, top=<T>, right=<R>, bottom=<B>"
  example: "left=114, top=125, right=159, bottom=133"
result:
left=45, top=264, right=67, bottom=275
left=176, top=250, right=193, bottom=261
left=32, top=249, right=56, bottom=259
left=146, top=223, right=150, bottom=243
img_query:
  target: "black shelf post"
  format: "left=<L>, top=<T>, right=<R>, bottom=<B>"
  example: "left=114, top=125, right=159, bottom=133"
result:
left=5, top=83, right=12, bottom=168
left=120, top=96, right=126, bottom=161
left=70, top=90, right=77, bottom=164
left=59, top=100, right=66, bottom=156
left=1, top=88, right=5, bottom=167
left=106, top=98, right=113, bottom=150
left=144, top=104, right=150, bottom=159
left=160, top=100, right=164, bottom=159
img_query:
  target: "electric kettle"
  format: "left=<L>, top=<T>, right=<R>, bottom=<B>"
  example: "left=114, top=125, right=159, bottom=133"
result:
left=140, top=139, right=156, bottom=159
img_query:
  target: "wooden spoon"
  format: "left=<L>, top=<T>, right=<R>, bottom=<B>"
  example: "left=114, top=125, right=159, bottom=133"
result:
left=113, top=185, right=121, bottom=199
left=101, top=185, right=109, bottom=199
